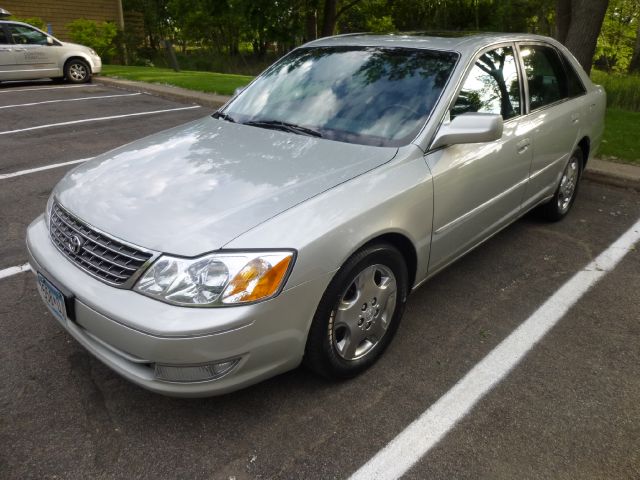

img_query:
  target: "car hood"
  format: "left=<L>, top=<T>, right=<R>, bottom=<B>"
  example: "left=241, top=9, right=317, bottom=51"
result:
left=61, top=41, right=91, bottom=51
left=55, top=117, right=398, bottom=256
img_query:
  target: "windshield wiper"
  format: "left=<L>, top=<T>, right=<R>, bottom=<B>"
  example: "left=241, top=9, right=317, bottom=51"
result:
left=212, top=111, right=236, bottom=123
left=243, top=120, right=322, bottom=138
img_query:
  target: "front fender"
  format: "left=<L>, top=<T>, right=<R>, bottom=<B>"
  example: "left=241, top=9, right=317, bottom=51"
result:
left=224, top=146, right=434, bottom=292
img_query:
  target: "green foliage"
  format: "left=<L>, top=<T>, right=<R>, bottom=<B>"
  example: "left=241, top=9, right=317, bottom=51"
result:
left=66, top=19, right=119, bottom=60
left=595, top=0, right=639, bottom=72
left=101, top=64, right=253, bottom=95
left=9, top=16, right=47, bottom=30
left=591, top=70, right=640, bottom=112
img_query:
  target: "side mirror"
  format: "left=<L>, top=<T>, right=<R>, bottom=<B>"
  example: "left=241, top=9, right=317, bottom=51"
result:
left=431, top=112, right=503, bottom=150
left=46, top=36, right=54, bottom=46
left=234, top=86, right=245, bottom=96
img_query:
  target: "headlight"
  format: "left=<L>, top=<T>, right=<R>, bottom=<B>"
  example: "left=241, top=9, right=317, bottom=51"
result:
left=89, top=48, right=98, bottom=56
left=134, top=251, right=295, bottom=306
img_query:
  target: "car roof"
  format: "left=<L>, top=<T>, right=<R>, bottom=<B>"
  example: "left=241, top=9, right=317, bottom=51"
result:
left=304, top=32, right=557, bottom=54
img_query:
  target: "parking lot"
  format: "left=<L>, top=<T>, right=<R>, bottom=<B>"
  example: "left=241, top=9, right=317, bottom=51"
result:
left=1, top=80, right=639, bottom=479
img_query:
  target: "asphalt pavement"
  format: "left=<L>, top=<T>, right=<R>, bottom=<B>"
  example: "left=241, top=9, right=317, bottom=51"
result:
left=0, top=79, right=638, bottom=480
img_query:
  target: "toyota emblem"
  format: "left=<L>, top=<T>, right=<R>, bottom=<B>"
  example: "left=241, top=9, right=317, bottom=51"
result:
left=67, top=235, right=84, bottom=255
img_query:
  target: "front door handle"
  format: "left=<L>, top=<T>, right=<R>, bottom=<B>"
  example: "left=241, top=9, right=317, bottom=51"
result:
left=516, top=138, right=530, bottom=154
left=570, top=112, right=580, bottom=124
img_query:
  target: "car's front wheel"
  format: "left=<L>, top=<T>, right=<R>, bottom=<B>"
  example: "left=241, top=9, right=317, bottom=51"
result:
left=304, top=243, right=409, bottom=379
left=64, top=59, right=91, bottom=84
left=537, top=147, right=583, bottom=221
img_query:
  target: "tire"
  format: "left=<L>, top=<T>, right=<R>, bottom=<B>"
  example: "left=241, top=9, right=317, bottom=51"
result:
left=537, top=147, right=583, bottom=222
left=304, top=243, right=409, bottom=379
left=64, top=59, right=91, bottom=84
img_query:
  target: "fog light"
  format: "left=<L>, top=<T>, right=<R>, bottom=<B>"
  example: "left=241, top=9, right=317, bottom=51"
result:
left=154, top=359, right=239, bottom=383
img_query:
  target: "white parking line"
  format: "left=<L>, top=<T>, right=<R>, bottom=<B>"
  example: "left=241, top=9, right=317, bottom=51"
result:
left=0, top=84, right=98, bottom=94
left=0, top=93, right=141, bottom=110
left=0, top=158, right=91, bottom=180
left=0, top=105, right=201, bottom=136
left=349, top=217, right=640, bottom=480
left=0, top=263, right=31, bottom=280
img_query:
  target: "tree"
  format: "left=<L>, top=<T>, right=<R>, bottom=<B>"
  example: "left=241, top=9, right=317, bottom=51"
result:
left=594, top=0, right=639, bottom=72
left=320, top=0, right=364, bottom=37
left=629, top=20, right=640, bottom=72
left=556, top=0, right=610, bottom=74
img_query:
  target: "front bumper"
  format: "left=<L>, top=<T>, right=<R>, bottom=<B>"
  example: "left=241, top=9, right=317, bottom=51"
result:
left=26, top=216, right=331, bottom=397
left=90, top=55, right=102, bottom=74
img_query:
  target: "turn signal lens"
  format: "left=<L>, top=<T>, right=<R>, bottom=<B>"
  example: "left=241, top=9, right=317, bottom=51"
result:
left=222, top=255, right=293, bottom=304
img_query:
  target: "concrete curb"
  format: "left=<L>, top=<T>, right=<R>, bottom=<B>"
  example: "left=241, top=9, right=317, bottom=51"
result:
left=96, top=75, right=639, bottom=191
left=585, top=158, right=640, bottom=192
left=95, top=76, right=231, bottom=110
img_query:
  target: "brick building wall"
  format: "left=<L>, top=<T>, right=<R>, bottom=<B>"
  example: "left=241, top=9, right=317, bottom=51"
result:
left=2, top=0, right=123, bottom=41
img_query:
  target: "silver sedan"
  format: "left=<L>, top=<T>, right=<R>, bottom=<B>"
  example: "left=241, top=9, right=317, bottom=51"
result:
left=27, top=33, right=606, bottom=396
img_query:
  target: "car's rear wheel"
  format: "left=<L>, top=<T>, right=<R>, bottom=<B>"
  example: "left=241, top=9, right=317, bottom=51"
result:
left=304, top=243, right=409, bottom=379
left=537, top=147, right=583, bottom=222
left=64, top=59, right=91, bottom=84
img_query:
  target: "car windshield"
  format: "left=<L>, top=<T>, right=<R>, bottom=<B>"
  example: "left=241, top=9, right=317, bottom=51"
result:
left=223, top=46, right=458, bottom=147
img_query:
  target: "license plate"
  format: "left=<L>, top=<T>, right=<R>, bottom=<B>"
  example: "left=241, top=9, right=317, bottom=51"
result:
left=37, top=272, right=68, bottom=323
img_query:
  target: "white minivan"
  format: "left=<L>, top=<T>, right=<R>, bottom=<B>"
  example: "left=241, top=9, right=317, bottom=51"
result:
left=0, top=20, right=102, bottom=83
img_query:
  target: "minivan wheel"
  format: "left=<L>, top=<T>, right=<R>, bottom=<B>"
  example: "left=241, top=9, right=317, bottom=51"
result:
left=64, top=59, right=91, bottom=84
left=537, top=148, right=583, bottom=222
left=304, top=243, right=409, bottom=379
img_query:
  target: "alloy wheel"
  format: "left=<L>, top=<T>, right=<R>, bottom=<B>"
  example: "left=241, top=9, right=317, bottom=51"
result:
left=331, top=264, right=397, bottom=360
left=557, top=156, right=579, bottom=213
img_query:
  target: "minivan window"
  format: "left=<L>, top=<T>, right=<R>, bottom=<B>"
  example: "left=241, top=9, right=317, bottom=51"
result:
left=452, top=46, right=521, bottom=120
left=0, top=27, right=8, bottom=44
left=7, top=24, right=48, bottom=45
left=520, top=45, right=569, bottom=110
left=224, top=46, right=459, bottom=147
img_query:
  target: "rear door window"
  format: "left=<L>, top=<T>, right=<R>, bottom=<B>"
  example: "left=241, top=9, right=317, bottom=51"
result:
left=519, top=44, right=569, bottom=110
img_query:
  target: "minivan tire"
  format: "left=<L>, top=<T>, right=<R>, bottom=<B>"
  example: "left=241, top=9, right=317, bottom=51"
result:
left=64, top=59, right=91, bottom=84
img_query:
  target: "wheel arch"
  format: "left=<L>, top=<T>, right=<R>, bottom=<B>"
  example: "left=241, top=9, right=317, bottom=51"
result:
left=577, top=136, right=590, bottom=168
left=63, top=55, right=92, bottom=74
left=353, top=232, right=418, bottom=289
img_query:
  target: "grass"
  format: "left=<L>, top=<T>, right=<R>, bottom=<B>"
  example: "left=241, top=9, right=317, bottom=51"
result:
left=100, top=65, right=254, bottom=96
left=591, top=70, right=640, bottom=112
left=598, top=109, right=640, bottom=165
left=589, top=71, right=640, bottom=164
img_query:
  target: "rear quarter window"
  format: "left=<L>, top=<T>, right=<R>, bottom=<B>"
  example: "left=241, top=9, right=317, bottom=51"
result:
left=561, top=54, right=587, bottom=98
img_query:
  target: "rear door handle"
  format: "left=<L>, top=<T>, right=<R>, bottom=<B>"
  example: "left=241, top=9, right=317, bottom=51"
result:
left=571, top=112, right=580, bottom=124
left=516, top=138, right=530, bottom=154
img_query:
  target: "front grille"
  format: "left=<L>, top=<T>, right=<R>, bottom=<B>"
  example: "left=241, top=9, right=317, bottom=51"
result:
left=49, top=202, right=153, bottom=286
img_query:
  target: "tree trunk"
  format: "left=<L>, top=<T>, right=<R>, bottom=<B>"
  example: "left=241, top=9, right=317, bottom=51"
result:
left=558, top=0, right=609, bottom=74
left=555, top=0, right=571, bottom=44
left=305, top=0, right=318, bottom=41
left=321, top=0, right=337, bottom=37
left=629, top=20, right=640, bottom=73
